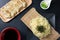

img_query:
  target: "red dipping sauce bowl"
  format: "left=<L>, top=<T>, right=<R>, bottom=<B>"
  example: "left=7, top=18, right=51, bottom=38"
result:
left=0, top=27, right=21, bottom=40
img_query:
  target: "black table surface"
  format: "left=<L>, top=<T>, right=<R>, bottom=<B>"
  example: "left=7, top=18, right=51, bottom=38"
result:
left=0, top=0, right=59, bottom=40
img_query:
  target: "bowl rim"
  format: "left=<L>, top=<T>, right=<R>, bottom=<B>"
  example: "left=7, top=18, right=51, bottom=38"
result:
left=0, top=27, right=21, bottom=40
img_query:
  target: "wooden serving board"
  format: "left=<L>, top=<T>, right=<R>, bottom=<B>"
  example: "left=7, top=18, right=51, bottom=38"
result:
left=21, top=8, right=60, bottom=40
left=0, top=0, right=32, bottom=22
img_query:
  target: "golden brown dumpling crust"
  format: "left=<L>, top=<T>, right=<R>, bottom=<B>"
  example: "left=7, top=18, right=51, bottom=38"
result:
left=0, top=0, right=26, bottom=18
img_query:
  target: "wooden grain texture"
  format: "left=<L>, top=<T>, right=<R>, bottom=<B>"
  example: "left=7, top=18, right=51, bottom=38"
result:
left=21, top=8, right=60, bottom=40
left=0, top=0, right=32, bottom=22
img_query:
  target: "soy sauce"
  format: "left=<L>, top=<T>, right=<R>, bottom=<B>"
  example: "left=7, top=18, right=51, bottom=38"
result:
left=4, top=30, right=18, bottom=40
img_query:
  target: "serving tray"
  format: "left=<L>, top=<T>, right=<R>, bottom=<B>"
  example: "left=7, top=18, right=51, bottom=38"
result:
left=0, top=0, right=32, bottom=22
left=21, top=8, right=60, bottom=40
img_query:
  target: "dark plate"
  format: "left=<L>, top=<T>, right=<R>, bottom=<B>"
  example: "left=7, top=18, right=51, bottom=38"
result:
left=0, top=0, right=59, bottom=40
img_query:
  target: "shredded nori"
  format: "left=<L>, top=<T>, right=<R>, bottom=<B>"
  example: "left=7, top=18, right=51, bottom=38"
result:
left=37, top=26, right=46, bottom=33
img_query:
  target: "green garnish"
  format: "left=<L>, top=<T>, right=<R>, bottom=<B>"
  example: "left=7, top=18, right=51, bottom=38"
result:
left=37, top=26, right=46, bottom=33
left=41, top=2, right=48, bottom=9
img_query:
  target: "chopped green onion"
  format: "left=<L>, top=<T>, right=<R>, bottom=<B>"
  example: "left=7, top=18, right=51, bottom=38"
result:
left=41, top=2, right=48, bottom=9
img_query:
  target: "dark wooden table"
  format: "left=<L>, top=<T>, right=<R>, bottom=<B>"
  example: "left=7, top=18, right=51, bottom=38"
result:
left=0, top=0, right=59, bottom=40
